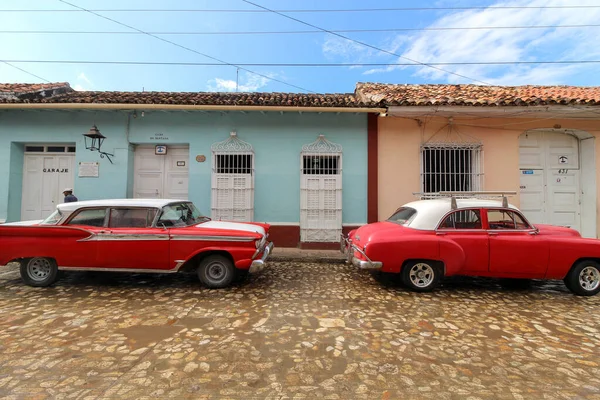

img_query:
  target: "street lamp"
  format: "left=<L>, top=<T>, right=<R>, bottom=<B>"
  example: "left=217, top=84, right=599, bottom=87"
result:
left=83, top=124, right=114, bottom=163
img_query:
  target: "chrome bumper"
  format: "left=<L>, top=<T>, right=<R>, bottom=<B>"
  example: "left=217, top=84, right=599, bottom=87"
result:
left=351, top=255, right=383, bottom=270
left=249, top=242, right=274, bottom=273
left=340, top=234, right=382, bottom=270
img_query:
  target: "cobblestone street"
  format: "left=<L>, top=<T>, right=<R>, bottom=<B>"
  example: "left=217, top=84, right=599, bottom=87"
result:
left=1, top=261, right=600, bottom=399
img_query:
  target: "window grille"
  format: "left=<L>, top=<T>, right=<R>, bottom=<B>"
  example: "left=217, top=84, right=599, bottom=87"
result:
left=211, top=132, right=254, bottom=222
left=421, top=143, right=483, bottom=195
left=300, top=135, right=342, bottom=242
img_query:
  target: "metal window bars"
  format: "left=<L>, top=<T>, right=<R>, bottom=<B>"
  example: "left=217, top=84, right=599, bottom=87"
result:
left=421, top=143, right=484, bottom=194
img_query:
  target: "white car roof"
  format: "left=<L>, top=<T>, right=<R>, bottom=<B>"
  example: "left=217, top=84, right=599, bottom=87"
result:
left=56, top=198, right=189, bottom=213
left=400, top=198, right=519, bottom=230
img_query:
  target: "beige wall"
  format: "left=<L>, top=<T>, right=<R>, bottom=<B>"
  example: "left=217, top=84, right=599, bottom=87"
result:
left=378, top=115, right=600, bottom=231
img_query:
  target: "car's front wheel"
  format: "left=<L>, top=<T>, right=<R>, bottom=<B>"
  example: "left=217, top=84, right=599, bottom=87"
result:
left=564, top=260, right=600, bottom=296
left=401, top=260, right=442, bottom=292
left=20, top=257, right=59, bottom=287
left=197, top=255, right=235, bottom=288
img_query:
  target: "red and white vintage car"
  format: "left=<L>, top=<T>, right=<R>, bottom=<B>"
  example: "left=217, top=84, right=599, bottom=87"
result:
left=0, top=199, right=273, bottom=288
left=341, top=193, right=600, bottom=296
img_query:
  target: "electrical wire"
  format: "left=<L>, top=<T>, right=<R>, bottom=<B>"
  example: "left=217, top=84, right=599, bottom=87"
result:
left=3, top=59, right=600, bottom=67
left=1, top=61, right=50, bottom=82
left=4, top=5, right=600, bottom=12
left=56, top=0, right=316, bottom=93
left=242, top=0, right=493, bottom=85
left=1, top=24, right=598, bottom=35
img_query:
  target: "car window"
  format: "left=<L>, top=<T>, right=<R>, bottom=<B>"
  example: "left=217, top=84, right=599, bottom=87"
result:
left=157, top=202, right=209, bottom=227
left=66, top=208, right=107, bottom=227
left=109, top=208, right=158, bottom=228
left=387, top=207, right=417, bottom=225
left=487, top=210, right=531, bottom=230
left=439, top=209, right=482, bottom=230
left=40, top=210, right=62, bottom=225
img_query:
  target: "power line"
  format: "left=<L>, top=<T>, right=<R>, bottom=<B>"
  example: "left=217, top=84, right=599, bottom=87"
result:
left=2, top=24, right=598, bottom=35
left=241, top=0, right=493, bottom=86
left=56, top=0, right=315, bottom=93
left=1, top=61, right=50, bottom=82
left=4, top=59, right=600, bottom=67
left=3, top=5, right=600, bottom=12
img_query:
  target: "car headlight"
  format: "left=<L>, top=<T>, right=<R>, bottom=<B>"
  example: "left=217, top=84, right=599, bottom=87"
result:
left=256, top=236, right=266, bottom=249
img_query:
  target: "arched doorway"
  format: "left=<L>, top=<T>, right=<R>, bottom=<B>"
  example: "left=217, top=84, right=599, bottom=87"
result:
left=518, top=129, right=596, bottom=237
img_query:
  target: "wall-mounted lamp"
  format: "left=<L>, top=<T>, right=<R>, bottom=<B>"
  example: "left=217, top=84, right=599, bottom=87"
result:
left=83, top=124, right=115, bottom=164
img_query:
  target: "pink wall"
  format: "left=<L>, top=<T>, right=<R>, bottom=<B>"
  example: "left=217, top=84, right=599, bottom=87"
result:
left=378, top=115, right=600, bottom=230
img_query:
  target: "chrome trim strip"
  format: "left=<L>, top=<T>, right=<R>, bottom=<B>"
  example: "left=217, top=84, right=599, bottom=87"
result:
left=58, top=266, right=179, bottom=274
left=171, top=235, right=255, bottom=242
left=88, top=234, right=170, bottom=241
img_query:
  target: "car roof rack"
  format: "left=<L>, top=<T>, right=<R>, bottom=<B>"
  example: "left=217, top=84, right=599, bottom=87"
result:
left=412, top=191, right=517, bottom=209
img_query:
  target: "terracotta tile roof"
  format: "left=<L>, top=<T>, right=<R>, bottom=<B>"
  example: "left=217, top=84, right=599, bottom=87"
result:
left=0, top=89, right=364, bottom=108
left=0, top=82, right=73, bottom=102
left=0, top=82, right=71, bottom=94
left=355, top=83, right=600, bottom=106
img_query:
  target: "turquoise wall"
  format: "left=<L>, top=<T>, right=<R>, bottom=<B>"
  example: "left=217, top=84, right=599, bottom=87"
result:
left=0, top=110, right=368, bottom=224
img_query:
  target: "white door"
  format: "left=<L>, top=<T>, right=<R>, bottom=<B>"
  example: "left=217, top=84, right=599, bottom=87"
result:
left=133, top=146, right=189, bottom=199
left=21, top=154, right=75, bottom=220
left=519, top=131, right=580, bottom=231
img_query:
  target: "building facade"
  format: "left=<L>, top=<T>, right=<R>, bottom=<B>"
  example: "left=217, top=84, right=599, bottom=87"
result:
left=0, top=84, right=384, bottom=248
left=356, top=83, right=600, bottom=238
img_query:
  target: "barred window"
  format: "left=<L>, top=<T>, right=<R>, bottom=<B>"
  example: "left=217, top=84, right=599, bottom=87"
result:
left=421, top=144, right=483, bottom=193
left=215, top=154, right=253, bottom=174
left=302, top=155, right=340, bottom=175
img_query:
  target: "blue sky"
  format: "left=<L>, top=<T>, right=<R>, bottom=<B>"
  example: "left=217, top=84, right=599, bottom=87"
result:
left=1, top=0, right=600, bottom=93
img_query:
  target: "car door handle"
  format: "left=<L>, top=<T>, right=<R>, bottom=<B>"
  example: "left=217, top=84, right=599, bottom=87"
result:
left=488, top=232, right=498, bottom=236
left=436, top=232, right=446, bottom=236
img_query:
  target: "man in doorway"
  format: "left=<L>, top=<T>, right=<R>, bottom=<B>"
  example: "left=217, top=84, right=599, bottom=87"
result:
left=63, top=188, right=78, bottom=203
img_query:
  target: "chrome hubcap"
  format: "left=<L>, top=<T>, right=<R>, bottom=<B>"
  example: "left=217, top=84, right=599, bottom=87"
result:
left=27, top=258, right=52, bottom=282
left=409, top=263, right=435, bottom=288
left=207, top=262, right=226, bottom=281
left=579, top=266, right=600, bottom=291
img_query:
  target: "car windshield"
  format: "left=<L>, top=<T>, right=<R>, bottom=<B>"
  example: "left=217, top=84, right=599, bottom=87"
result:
left=40, top=210, right=62, bottom=225
left=387, top=207, right=417, bottom=225
left=156, top=202, right=210, bottom=227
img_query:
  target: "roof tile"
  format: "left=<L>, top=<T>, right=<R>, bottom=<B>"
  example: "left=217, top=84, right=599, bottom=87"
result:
left=0, top=88, right=364, bottom=108
left=355, top=82, right=600, bottom=106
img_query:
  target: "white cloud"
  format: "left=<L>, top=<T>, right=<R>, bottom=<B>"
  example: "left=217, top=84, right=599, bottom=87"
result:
left=74, top=72, right=94, bottom=91
left=325, top=0, right=600, bottom=84
left=77, top=72, right=92, bottom=85
left=207, top=72, right=272, bottom=92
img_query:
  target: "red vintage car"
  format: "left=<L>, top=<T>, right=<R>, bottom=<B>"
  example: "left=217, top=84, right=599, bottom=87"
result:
left=0, top=199, right=273, bottom=288
left=341, top=194, right=600, bottom=296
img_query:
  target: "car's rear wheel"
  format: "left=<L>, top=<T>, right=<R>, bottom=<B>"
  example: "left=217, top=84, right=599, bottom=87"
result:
left=20, top=257, right=59, bottom=287
left=564, top=260, right=600, bottom=296
left=401, top=260, right=442, bottom=292
left=197, top=255, right=235, bottom=288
